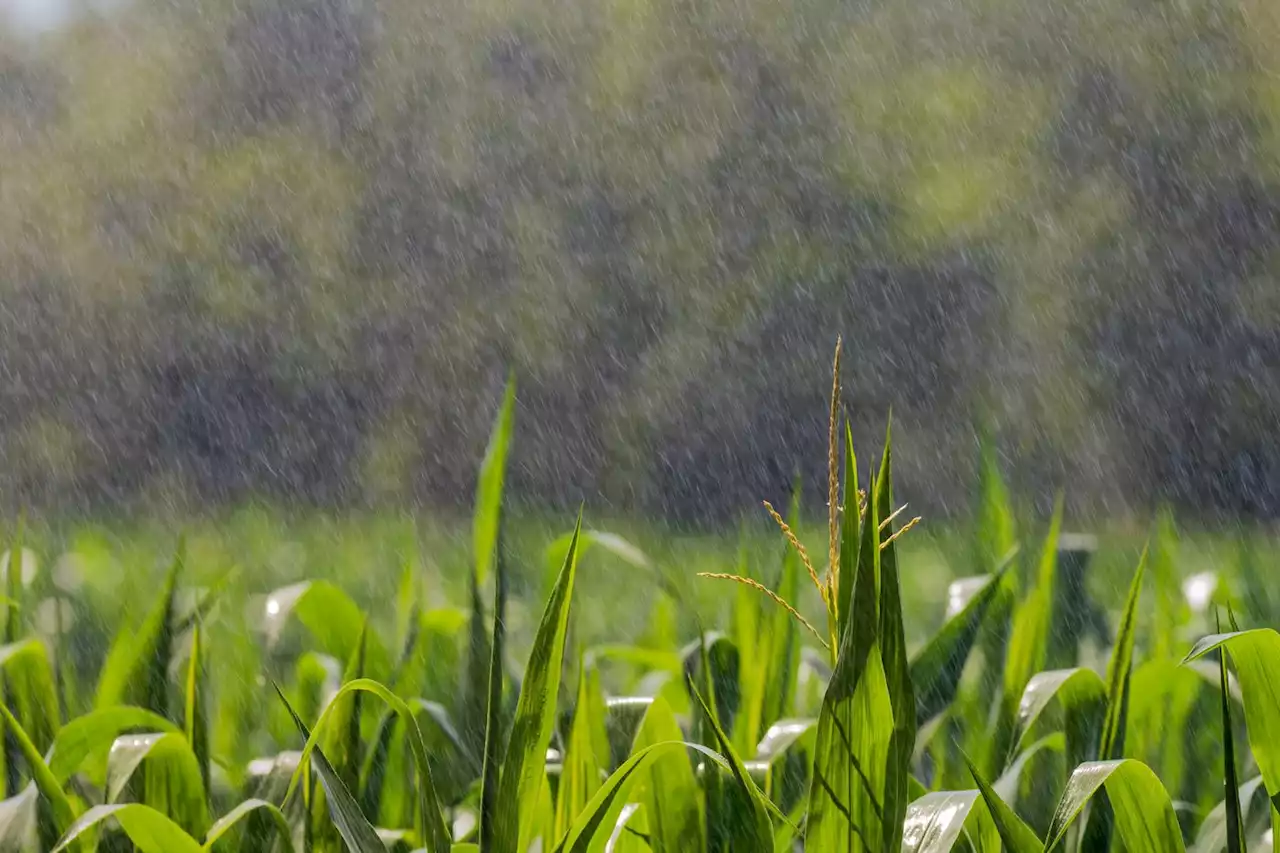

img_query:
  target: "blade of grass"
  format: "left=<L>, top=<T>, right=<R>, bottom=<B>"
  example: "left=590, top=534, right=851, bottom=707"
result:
left=490, top=512, right=582, bottom=853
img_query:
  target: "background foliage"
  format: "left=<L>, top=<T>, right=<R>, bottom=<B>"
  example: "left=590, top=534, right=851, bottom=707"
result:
left=2, top=0, right=1280, bottom=519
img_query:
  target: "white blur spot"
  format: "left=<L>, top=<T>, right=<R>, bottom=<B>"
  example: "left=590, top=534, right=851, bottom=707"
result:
left=1183, top=571, right=1217, bottom=613
left=266, top=598, right=281, bottom=617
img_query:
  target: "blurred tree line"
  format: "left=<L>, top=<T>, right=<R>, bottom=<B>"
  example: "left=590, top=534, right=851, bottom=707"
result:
left=1, top=0, right=1279, bottom=521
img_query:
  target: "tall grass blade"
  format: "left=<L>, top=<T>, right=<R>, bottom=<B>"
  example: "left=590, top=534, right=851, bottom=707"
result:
left=491, top=512, right=582, bottom=853
left=963, top=753, right=1043, bottom=853
left=478, top=524, right=508, bottom=852
left=184, top=622, right=210, bottom=796
left=0, top=702, right=76, bottom=842
left=873, top=424, right=916, bottom=852
left=95, top=539, right=184, bottom=715
left=805, top=469, right=891, bottom=853
left=474, top=376, right=515, bottom=589
left=1217, top=620, right=1245, bottom=853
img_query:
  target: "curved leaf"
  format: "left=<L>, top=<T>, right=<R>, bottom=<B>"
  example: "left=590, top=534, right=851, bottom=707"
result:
left=1045, top=759, right=1184, bottom=853
left=279, top=679, right=451, bottom=853
left=0, top=702, right=75, bottom=840
left=202, top=798, right=295, bottom=852
left=630, top=695, right=702, bottom=853
left=1183, top=630, right=1280, bottom=803
left=910, top=567, right=1010, bottom=727
left=1013, top=667, right=1106, bottom=768
left=261, top=581, right=390, bottom=678
left=105, top=732, right=209, bottom=838
left=963, top=753, right=1043, bottom=853
left=275, top=684, right=385, bottom=853
left=902, top=790, right=997, bottom=853
left=556, top=740, right=731, bottom=853
left=53, top=803, right=202, bottom=853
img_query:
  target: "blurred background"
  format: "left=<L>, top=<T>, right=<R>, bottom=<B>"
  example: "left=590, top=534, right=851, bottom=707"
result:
left=1, top=0, right=1278, bottom=524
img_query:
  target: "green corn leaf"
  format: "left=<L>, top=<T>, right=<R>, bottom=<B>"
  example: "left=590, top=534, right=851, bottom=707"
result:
left=0, top=701, right=76, bottom=846
left=1193, top=776, right=1273, bottom=853
left=46, top=706, right=178, bottom=786
left=680, top=633, right=741, bottom=739
left=629, top=694, right=702, bottom=853
left=1012, top=668, right=1106, bottom=770
left=0, top=639, right=61, bottom=761
left=184, top=622, right=210, bottom=797
left=1183, top=630, right=1280, bottom=817
left=0, top=784, right=37, bottom=851
left=105, top=731, right=209, bottom=839
left=95, top=539, right=184, bottom=714
left=2, top=516, right=26, bottom=800
left=477, top=518, right=508, bottom=853
left=689, top=686, right=774, bottom=852
left=202, top=798, right=295, bottom=852
left=474, top=375, right=515, bottom=589
left=993, top=509, right=1061, bottom=773
left=1217, top=624, right=1245, bottom=853
left=805, top=469, right=891, bottom=853
left=52, top=803, right=203, bottom=853
left=553, top=658, right=608, bottom=839
left=963, top=753, right=1043, bottom=853
left=554, top=740, right=730, bottom=853
left=762, top=480, right=804, bottom=733
left=1044, top=759, right=1184, bottom=853
left=275, top=683, right=386, bottom=853
left=910, top=565, right=1010, bottom=727
left=490, top=513, right=582, bottom=853
left=902, top=790, right=999, bottom=853
left=261, top=580, right=391, bottom=680
left=873, top=425, right=916, bottom=852
left=277, top=678, right=451, bottom=853
left=994, top=733, right=1065, bottom=803
left=1100, top=547, right=1147, bottom=761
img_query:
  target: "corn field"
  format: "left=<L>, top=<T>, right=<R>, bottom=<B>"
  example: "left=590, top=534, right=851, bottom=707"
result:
left=0, top=346, right=1272, bottom=853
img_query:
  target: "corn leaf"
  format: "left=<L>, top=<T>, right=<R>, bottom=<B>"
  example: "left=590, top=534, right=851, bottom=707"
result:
left=874, top=427, right=916, bottom=852
left=910, top=566, right=1010, bottom=727
left=1045, top=759, right=1183, bottom=852
left=902, top=790, right=999, bottom=853
left=474, top=376, right=515, bottom=589
left=1012, top=668, right=1106, bottom=769
left=963, top=754, right=1043, bottom=853
left=202, top=798, right=295, bottom=852
left=1183, top=630, right=1280, bottom=813
left=805, top=469, right=891, bottom=853
left=0, top=702, right=76, bottom=841
left=53, top=803, right=203, bottom=853
left=1100, top=547, right=1147, bottom=761
left=105, top=731, right=209, bottom=838
left=95, top=540, right=183, bottom=713
left=275, top=684, right=386, bottom=853
left=491, top=513, right=582, bottom=853
left=553, top=659, right=608, bottom=840
left=629, top=694, right=702, bottom=853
